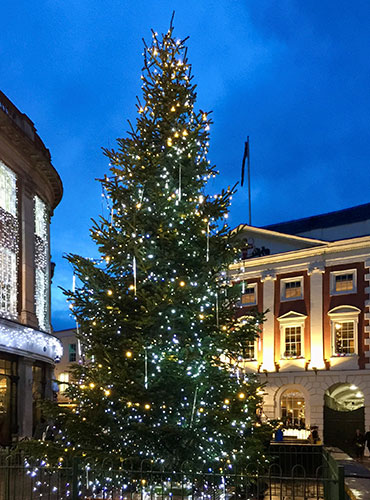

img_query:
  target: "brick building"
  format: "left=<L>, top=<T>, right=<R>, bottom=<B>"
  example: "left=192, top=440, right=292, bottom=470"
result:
left=231, top=203, right=370, bottom=451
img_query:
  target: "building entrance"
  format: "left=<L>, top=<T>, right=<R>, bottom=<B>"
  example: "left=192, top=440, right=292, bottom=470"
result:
left=324, top=383, right=364, bottom=455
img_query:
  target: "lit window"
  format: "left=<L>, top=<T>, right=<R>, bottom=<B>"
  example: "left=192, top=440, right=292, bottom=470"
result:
left=328, top=306, right=360, bottom=356
left=277, top=311, right=307, bottom=359
left=284, top=326, right=302, bottom=358
left=244, top=340, right=256, bottom=360
left=281, top=277, right=303, bottom=301
left=241, top=282, right=257, bottom=306
left=69, top=344, right=77, bottom=362
left=333, top=321, right=355, bottom=355
left=58, top=372, right=69, bottom=393
left=330, top=270, right=356, bottom=295
left=281, top=389, right=305, bottom=428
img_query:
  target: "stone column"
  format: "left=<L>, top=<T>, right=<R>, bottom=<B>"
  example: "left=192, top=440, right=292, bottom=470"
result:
left=260, top=271, right=276, bottom=372
left=17, top=357, right=34, bottom=438
left=20, top=180, right=38, bottom=327
left=309, top=263, right=325, bottom=369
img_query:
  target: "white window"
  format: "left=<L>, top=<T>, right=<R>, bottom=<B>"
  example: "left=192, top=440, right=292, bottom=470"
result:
left=284, top=326, right=302, bottom=358
left=281, top=277, right=303, bottom=301
left=241, top=282, right=257, bottom=306
left=328, top=306, right=360, bottom=356
left=0, top=161, right=17, bottom=216
left=330, top=270, right=356, bottom=296
left=0, top=247, right=17, bottom=318
left=277, top=311, right=307, bottom=359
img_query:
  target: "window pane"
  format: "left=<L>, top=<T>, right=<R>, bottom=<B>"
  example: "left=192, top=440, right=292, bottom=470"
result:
left=335, top=274, right=353, bottom=292
left=285, top=326, right=302, bottom=357
left=69, top=344, right=77, bottom=362
left=334, top=321, right=355, bottom=354
left=280, top=389, right=305, bottom=427
left=241, top=285, right=256, bottom=305
left=244, top=341, right=255, bottom=359
left=285, top=281, right=301, bottom=298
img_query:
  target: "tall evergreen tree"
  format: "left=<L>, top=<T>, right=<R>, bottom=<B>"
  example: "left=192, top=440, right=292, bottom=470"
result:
left=50, top=22, right=269, bottom=469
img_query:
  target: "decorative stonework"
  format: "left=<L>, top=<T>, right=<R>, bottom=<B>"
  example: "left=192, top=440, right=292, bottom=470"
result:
left=308, top=261, right=325, bottom=275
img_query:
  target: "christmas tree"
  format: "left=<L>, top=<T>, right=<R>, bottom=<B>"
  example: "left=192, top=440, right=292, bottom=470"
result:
left=48, top=21, right=269, bottom=470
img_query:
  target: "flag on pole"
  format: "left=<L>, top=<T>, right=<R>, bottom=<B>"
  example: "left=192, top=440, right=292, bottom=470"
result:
left=241, top=138, right=249, bottom=187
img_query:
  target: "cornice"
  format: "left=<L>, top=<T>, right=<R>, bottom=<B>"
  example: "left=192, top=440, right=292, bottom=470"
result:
left=0, top=107, right=63, bottom=211
left=229, top=236, right=370, bottom=273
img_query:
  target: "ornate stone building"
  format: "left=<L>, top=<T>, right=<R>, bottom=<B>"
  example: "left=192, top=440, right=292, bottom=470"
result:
left=0, top=91, right=63, bottom=444
left=231, top=203, right=370, bottom=452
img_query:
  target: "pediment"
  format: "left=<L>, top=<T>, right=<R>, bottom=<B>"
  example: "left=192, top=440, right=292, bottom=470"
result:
left=277, top=311, right=307, bottom=322
left=328, top=305, right=361, bottom=317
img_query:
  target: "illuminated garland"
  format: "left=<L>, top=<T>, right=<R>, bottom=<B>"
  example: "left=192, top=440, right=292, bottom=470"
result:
left=0, top=317, right=62, bottom=361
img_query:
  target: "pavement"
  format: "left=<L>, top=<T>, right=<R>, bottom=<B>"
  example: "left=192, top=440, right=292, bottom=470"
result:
left=326, top=447, right=370, bottom=500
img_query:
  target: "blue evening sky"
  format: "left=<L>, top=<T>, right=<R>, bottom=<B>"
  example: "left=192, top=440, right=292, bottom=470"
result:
left=1, top=1, right=370, bottom=330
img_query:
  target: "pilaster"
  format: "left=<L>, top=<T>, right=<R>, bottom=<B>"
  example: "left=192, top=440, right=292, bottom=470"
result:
left=260, top=271, right=276, bottom=372
left=308, top=263, right=325, bottom=369
left=17, top=357, right=34, bottom=438
left=19, top=180, right=37, bottom=327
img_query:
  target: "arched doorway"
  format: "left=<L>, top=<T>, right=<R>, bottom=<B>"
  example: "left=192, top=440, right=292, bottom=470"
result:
left=280, top=388, right=306, bottom=428
left=324, top=383, right=364, bottom=454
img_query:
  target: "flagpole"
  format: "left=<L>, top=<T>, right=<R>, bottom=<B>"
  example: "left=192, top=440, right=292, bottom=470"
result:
left=247, top=136, right=251, bottom=225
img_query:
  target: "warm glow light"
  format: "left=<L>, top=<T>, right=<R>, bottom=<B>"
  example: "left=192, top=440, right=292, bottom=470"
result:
left=144, top=403, right=151, bottom=410
left=125, top=351, right=133, bottom=358
left=179, top=281, right=186, bottom=287
left=238, top=392, right=246, bottom=400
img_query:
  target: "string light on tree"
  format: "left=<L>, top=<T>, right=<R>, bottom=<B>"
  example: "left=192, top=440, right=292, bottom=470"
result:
left=34, top=17, right=269, bottom=471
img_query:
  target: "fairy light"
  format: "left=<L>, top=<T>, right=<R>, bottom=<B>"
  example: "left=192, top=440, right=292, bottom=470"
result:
left=46, top=22, right=269, bottom=474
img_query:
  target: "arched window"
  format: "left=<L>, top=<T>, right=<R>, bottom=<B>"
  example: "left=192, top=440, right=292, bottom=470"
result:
left=281, top=388, right=305, bottom=428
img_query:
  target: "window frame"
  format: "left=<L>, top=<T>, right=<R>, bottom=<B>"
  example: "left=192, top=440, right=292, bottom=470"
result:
left=68, top=343, right=77, bottom=363
left=281, top=276, right=304, bottom=302
left=330, top=269, right=357, bottom=296
left=277, top=311, right=307, bottom=359
left=328, top=305, right=360, bottom=357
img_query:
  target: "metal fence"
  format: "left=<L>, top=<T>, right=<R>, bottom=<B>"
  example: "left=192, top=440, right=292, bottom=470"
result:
left=0, top=449, right=343, bottom=500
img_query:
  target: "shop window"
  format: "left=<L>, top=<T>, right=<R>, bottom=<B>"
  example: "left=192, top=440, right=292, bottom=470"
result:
left=281, top=389, right=305, bottom=428
left=0, top=356, right=17, bottom=446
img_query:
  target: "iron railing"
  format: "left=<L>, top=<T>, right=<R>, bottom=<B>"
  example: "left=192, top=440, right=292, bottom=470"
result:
left=0, top=449, right=343, bottom=500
